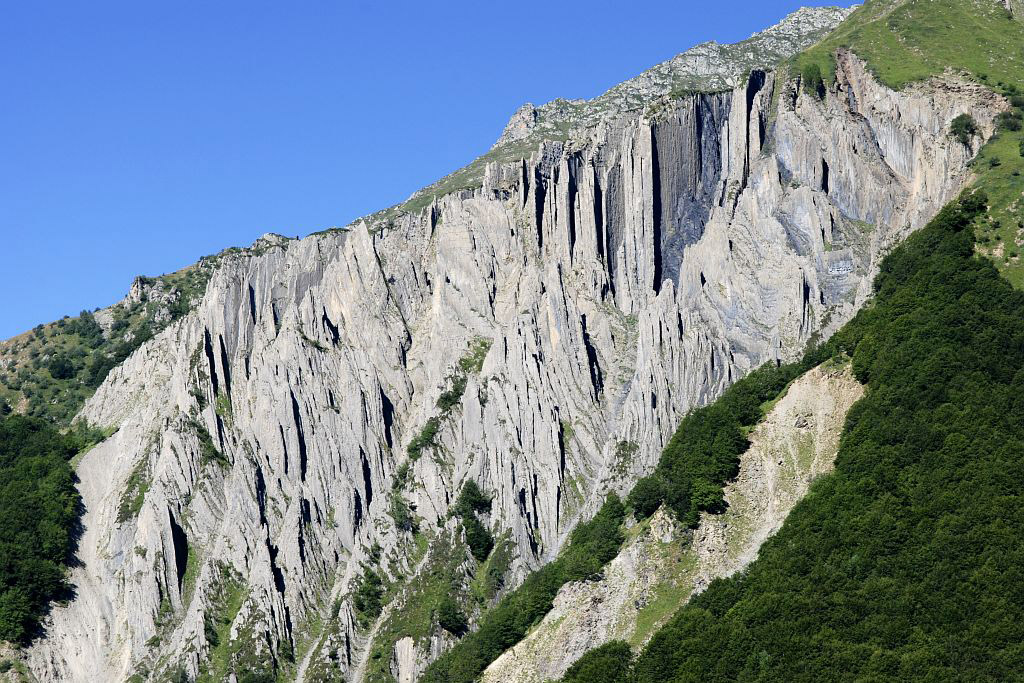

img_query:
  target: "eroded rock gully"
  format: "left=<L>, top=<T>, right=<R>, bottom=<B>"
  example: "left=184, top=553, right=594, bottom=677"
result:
left=479, top=362, right=863, bottom=683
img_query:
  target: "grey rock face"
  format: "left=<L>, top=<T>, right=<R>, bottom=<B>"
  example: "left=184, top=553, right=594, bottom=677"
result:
left=404, top=6, right=853, bottom=214
left=26, top=35, right=1003, bottom=683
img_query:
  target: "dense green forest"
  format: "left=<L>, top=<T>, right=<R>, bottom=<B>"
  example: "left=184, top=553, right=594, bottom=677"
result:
left=0, top=415, right=95, bottom=642
left=561, top=189, right=1024, bottom=681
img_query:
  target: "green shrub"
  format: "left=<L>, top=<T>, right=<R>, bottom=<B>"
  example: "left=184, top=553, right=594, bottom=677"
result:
left=353, top=566, right=385, bottom=626
left=436, top=375, right=467, bottom=413
left=453, top=480, right=491, bottom=518
left=436, top=595, right=468, bottom=635
left=626, top=476, right=666, bottom=519
left=457, top=338, right=492, bottom=374
left=562, top=641, right=633, bottom=683
left=389, top=496, right=417, bottom=533
left=392, top=461, right=411, bottom=491
left=951, top=113, right=979, bottom=145
left=454, top=482, right=494, bottom=562
left=407, top=417, right=440, bottom=460
left=46, top=356, right=75, bottom=380
left=996, top=109, right=1023, bottom=132
left=462, top=516, right=494, bottom=562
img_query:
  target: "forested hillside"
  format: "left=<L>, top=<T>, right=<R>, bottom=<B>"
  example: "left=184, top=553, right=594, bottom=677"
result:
left=0, top=416, right=99, bottom=643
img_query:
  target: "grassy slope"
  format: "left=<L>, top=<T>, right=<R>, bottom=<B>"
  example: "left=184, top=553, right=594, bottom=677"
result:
left=794, top=0, right=1024, bottom=286
left=972, top=119, right=1024, bottom=287
left=794, top=0, right=1024, bottom=89
left=0, top=264, right=210, bottom=424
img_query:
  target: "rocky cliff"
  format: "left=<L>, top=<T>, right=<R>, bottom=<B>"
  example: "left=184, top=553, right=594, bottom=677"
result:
left=23, top=7, right=1005, bottom=682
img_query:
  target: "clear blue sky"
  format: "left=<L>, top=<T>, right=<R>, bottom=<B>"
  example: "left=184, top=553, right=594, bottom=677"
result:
left=0, top=1, right=855, bottom=339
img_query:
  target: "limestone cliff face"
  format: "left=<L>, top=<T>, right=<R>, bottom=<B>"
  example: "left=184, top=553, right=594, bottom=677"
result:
left=26, top=22, right=1003, bottom=683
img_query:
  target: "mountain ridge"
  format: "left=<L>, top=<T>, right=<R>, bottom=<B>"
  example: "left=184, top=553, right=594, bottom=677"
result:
left=0, top=2, right=1019, bottom=682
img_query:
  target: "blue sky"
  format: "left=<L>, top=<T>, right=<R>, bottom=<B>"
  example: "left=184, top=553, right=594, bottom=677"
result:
left=0, top=1, right=856, bottom=338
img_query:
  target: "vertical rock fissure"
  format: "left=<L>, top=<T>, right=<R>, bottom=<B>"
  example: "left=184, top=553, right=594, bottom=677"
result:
left=203, top=328, right=219, bottom=397
left=651, top=126, right=664, bottom=293
left=534, top=166, right=546, bottom=249
left=218, top=334, right=232, bottom=397
left=267, top=540, right=286, bottom=594
left=593, top=166, right=606, bottom=261
left=556, top=413, right=567, bottom=479
left=255, top=465, right=268, bottom=526
left=379, top=389, right=394, bottom=449
left=801, top=274, right=811, bottom=332
left=580, top=314, right=604, bottom=397
left=360, top=449, right=373, bottom=507
left=168, top=511, right=189, bottom=593
left=567, top=158, right=578, bottom=261
left=279, top=424, right=289, bottom=476
left=555, top=486, right=562, bottom=531
left=290, top=390, right=308, bottom=482
left=531, top=473, right=540, bottom=534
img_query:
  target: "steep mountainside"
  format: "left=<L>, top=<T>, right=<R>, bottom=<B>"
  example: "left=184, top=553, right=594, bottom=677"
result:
left=5, top=3, right=1015, bottom=682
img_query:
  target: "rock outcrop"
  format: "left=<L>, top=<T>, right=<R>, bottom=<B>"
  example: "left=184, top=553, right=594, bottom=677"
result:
left=491, top=6, right=855, bottom=149
left=24, top=9, right=1005, bottom=682
left=480, top=361, right=863, bottom=683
